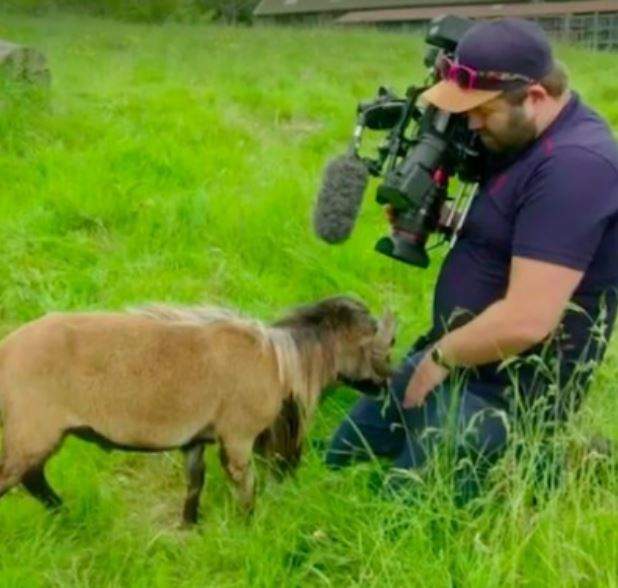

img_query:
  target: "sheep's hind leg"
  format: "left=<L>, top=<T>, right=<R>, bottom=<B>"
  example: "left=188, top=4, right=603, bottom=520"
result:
left=0, top=421, right=64, bottom=509
left=22, top=466, right=63, bottom=510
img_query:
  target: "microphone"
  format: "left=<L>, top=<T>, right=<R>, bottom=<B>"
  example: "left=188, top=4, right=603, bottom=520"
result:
left=312, top=153, right=369, bottom=244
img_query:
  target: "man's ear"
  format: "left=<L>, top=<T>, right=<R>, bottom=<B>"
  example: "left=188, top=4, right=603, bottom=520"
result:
left=528, top=83, right=549, bottom=104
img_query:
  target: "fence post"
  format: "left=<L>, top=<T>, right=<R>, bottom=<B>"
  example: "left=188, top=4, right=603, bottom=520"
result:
left=592, top=11, right=600, bottom=51
left=562, top=13, right=572, bottom=43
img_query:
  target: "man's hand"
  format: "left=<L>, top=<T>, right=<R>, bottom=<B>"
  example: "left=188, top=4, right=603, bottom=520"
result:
left=403, top=352, right=449, bottom=408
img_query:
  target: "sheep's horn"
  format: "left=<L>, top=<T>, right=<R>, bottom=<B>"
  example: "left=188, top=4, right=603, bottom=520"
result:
left=376, top=310, right=396, bottom=345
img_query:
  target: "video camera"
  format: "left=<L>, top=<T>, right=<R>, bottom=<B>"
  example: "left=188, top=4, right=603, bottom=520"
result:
left=344, top=15, right=484, bottom=267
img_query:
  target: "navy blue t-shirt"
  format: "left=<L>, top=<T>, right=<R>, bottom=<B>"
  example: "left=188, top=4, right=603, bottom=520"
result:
left=430, top=93, right=618, bottom=394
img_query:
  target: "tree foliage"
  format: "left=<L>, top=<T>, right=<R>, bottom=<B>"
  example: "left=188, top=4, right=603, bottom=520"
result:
left=199, top=0, right=260, bottom=24
left=3, top=0, right=261, bottom=24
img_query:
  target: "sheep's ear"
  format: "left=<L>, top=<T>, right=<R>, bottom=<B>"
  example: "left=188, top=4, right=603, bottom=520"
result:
left=375, top=310, right=396, bottom=346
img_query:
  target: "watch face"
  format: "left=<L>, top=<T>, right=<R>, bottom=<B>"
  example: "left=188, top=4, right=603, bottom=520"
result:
left=431, top=346, right=448, bottom=369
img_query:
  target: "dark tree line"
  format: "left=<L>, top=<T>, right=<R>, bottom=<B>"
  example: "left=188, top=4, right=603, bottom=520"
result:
left=5, top=0, right=261, bottom=24
left=200, top=0, right=260, bottom=24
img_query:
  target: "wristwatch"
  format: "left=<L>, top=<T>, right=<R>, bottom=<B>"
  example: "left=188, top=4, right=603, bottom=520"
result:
left=430, top=345, right=452, bottom=371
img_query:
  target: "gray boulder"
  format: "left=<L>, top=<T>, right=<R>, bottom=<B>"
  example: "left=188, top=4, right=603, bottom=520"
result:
left=0, top=40, right=50, bottom=85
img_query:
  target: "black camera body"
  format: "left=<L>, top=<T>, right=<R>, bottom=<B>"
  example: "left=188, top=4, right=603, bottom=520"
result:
left=355, top=15, right=484, bottom=267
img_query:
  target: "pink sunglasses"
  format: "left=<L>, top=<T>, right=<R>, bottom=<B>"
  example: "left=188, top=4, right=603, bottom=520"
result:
left=437, top=56, right=535, bottom=91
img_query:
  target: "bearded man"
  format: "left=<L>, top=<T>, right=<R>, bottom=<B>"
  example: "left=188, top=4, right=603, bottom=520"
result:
left=326, top=18, right=618, bottom=490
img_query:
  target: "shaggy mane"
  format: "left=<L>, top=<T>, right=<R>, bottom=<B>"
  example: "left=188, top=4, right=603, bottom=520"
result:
left=129, top=303, right=317, bottom=412
left=130, top=303, right=247, bottom=327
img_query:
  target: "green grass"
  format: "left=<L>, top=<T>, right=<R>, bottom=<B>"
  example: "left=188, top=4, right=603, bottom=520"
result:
left=0, top=12, right=616, bottom=587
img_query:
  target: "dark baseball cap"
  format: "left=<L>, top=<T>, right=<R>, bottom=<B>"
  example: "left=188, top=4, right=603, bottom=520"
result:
left=422, top=18, right=554, bottom=113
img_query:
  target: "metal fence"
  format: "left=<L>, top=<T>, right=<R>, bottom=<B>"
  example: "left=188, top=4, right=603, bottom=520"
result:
left=532, top=13, right=618, bottom=51
left=257, top=5, right=618, bottom=52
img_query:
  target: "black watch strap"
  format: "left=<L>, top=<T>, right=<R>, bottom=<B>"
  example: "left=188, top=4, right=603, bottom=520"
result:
left=431, top=345, right=452, bottom=371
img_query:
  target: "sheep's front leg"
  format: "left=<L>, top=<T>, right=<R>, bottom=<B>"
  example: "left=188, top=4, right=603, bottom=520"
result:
left=182, top=443, right=206, bottom=526
left=219, top=437, right=255, bottom=515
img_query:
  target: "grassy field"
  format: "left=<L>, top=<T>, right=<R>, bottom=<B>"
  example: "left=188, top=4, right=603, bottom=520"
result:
left=0, top=12, right=616, bottom=587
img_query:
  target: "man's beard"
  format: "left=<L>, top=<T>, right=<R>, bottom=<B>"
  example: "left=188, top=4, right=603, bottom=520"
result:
left=479, top=106, right=537, bottom=154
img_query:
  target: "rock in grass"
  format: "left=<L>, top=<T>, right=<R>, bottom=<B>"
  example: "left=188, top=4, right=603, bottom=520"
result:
left=0, top=40, right=50, bottom=85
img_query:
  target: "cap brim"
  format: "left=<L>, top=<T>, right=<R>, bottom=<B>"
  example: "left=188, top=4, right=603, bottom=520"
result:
left=421, top=80, right=502, bottom=113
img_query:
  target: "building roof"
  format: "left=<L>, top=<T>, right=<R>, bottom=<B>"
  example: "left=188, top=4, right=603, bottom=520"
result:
left=254, top=0, right=521, bottom=17
left=336, top=0, right=618, bottom=23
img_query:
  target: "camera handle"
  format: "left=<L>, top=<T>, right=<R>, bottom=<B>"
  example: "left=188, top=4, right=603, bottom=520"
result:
left=447, top=183, right=479, bottom=248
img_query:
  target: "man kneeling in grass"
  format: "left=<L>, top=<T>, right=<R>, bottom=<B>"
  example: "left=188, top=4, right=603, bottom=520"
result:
left=326, top=18, right=618, bottom=493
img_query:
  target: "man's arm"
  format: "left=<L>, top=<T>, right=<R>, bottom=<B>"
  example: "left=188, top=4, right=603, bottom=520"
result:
left=438, top=147, right=617, bottom=367
left=404, top=146, right=618, bottom=408
left=438, top=256, right=584, bottom=366
left=403, top=256, right=584, bottom=407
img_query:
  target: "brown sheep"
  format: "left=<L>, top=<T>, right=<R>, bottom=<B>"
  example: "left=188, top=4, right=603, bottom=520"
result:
left=0, top=296, right=395, bottom=524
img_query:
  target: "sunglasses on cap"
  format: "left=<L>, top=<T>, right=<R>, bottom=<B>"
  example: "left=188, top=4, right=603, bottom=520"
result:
left=436, top=56, right=535, bottom=92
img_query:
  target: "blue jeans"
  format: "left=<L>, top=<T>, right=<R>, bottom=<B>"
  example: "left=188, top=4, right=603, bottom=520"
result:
left=326, top=350, right=511, bottom=476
